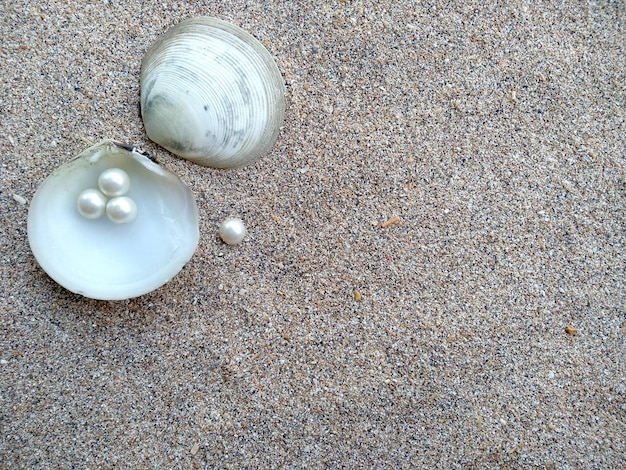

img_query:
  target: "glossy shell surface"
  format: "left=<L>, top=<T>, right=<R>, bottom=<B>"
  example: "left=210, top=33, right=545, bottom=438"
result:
left=27, top=140, right=199, bottom=300
left=140, top=16, right=286, bottom=168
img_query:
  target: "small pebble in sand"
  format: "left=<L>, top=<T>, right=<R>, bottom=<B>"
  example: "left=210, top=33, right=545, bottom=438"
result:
left=381, top=216, right=401, bottom=228
left=565, top=326, right=578, bottom=335
left=190, top=442, right=199, bottom=456
left=12, top=194, right=27, bottom=205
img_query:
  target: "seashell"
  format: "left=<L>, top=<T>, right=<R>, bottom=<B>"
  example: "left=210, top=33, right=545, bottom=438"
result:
left=28, top=139, right=199, bottom=300
left=140, top=17, right=286, bottom=168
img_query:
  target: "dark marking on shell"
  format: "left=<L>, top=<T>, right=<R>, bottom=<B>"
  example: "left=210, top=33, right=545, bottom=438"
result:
left=113, top=141, right=135, bottom=152
left=113, top=141, right=159, bottom=164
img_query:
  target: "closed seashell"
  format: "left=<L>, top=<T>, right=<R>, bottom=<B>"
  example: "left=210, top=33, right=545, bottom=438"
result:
left=140, top=17, right=286, bottom=168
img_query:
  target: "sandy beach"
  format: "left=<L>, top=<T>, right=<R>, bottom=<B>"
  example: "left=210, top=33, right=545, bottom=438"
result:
left=1, top=1, right=624, bottom=467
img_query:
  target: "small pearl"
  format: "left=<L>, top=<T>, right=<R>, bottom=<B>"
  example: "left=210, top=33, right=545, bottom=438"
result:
left=98, top=168, right=131, bottom=197
left=106, top=196, right=138, bottom=224
left=219, top=218, right=246, bottom=245
left=77, top=188, right=107, bottom=219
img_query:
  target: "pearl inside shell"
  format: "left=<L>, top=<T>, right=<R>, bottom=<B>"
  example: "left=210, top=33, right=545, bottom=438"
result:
left=77, top=189, right=107, bottom=219
left=98, top=167, right=131, bottom=196
left=219, top=218, right=246, bottom=245
left=106, top=196, right=138, bottom=224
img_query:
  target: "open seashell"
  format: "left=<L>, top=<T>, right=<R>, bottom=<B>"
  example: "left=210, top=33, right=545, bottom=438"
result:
left=140, top=16, right=286, bottom=168
left=27, top=139, right=199, bottom=300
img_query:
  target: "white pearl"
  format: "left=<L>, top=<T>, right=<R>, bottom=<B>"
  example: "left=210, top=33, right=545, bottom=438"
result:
left=98, top=168, right=131, bottom=197
left=77, top=188, right=107, bottom=219
left=106, top=196, right=138, bottom=224
left=219, top=218, right=246, bottom=245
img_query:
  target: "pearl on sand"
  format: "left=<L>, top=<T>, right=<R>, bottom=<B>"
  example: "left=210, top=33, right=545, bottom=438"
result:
left=219, top=218, right=246, bottom=245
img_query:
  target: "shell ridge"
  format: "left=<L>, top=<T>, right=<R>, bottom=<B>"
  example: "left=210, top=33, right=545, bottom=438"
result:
left=140, top=16, right=285, bottom=168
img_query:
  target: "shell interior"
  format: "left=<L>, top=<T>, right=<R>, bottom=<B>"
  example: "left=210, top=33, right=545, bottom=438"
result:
left=27, top=140, right=199, bottom=300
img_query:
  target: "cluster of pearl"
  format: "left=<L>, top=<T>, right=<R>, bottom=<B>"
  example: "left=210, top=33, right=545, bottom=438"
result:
left=76, top=168, right=138, bottom=224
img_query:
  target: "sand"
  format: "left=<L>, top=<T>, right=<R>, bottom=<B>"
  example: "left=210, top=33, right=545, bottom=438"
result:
left=1, top=0, right=624, bottom=467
